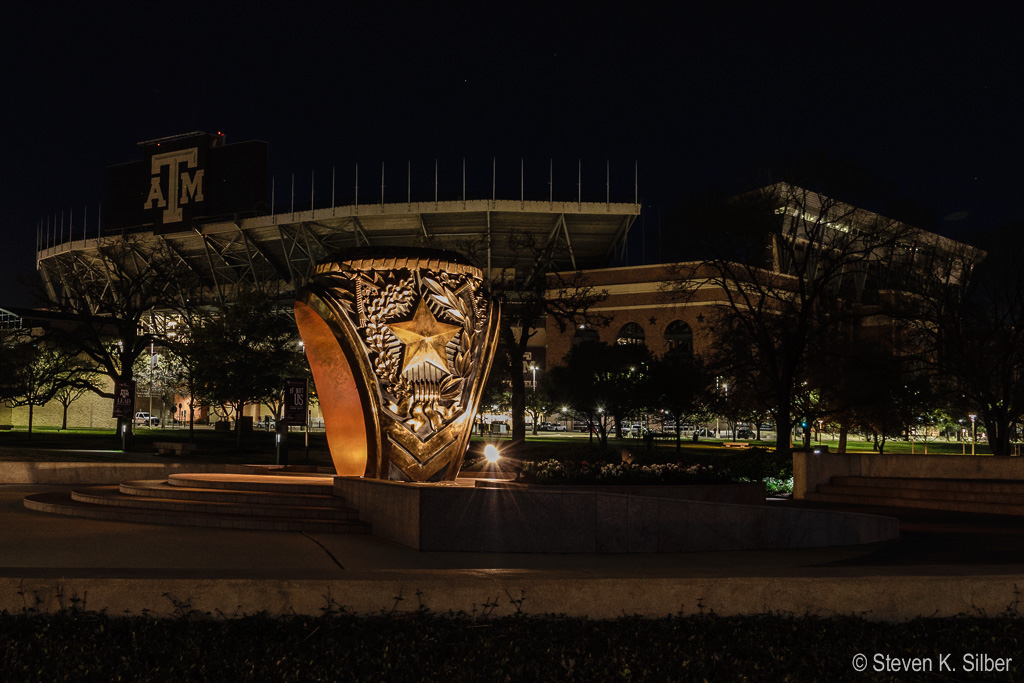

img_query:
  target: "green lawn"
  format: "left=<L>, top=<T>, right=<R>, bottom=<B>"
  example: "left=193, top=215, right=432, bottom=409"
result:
left=0, top=424, right=1000, bottom=465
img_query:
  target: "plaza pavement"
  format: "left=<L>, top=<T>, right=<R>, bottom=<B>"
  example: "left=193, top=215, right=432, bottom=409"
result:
left=2, top=446, right=1024, bottom=621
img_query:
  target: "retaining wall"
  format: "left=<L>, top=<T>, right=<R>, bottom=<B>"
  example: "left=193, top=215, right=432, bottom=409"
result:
left=334, top=477, right=897, bottom=553
left=794, top=451, right=1024, bottom=499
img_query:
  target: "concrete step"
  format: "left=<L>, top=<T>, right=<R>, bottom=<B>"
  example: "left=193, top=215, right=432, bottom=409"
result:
left=24, top=491, right=371, bottom=533
left=804, top=489, right=1024, bottom=516
left=120, top=479, right=351, bottom=508
left=168, top=472, right=335, bottom=495
left=831, top=476, right=1024, bottom=495
left=73, top=486, right=360, bottom=521
left=817, top=482, right=1024, bottom=506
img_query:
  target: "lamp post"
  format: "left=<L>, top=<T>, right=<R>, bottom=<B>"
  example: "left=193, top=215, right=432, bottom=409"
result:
left=529, top=363, right=537, bottom=392
left=715, top=377, right=722, bottom=439
left=149, top=341, right=155, bottom=428
left=817, top=419, right=823, bottom=444
left=959, top=419, right=965, bottom=455
left=970, top=414, right=977, bottom=455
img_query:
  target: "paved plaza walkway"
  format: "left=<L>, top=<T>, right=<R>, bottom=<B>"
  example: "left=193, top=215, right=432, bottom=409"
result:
left=1, top=447, right=1023, bottom=620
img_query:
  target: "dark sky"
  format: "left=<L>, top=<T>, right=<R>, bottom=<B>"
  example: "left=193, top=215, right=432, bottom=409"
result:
left=3, top=4, right=1022, bottom=306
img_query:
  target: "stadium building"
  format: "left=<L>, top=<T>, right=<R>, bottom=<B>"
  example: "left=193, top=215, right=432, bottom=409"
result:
left=9, top=132, right=640, bottom=429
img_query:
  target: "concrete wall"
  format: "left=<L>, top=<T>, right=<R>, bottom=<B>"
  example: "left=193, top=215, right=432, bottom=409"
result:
left=794, top=451, right=1024, bottom=498
left=0, top=462, right=229, bottom=485
left=3, top=574, right=1023, bottom=622
left=334, top=477, right=898, bottom=553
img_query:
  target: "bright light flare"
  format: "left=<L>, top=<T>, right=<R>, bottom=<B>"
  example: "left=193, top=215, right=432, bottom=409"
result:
left=484, top=444, right=500, bottom=463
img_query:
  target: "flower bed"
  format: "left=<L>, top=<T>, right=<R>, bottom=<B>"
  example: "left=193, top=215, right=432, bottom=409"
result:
left=519, top=459, right=724, bottom=485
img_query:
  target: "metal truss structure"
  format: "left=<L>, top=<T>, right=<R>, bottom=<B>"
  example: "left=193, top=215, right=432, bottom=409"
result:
left=36, top=199, right=639, bottom=310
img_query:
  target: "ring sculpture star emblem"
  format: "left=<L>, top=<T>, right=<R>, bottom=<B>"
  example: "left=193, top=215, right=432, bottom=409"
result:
left=294, top=247, right=500, bottom=481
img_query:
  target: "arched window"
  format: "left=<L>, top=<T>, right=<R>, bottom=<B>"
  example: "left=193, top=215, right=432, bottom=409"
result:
left=572, top=325, right=599, bottom=346
left=616, top=322, right=646, bottom=346
left=664, top=320, right=693, bottom=355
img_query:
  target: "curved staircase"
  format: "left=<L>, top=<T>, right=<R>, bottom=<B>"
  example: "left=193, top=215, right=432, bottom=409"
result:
left=24, top=472, right=370, bottom=533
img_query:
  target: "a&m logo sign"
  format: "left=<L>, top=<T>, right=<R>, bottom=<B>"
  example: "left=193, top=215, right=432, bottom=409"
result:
left=143, top=145, right=206, bottom=228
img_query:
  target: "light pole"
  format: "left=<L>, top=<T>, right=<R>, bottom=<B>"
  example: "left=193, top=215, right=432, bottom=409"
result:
left=529, top=363, right=537, bottom=392
left=715, top=377, right=722, bottom=438
left=970, top=414, right=977, bottom=455
left=149, top=341, right=155, bottom=428
left=959, top=419, right=965, bottom=455
left=817, top=419, right=823, bottom=444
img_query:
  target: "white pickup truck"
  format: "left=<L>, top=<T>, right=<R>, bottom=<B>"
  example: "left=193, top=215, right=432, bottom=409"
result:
left=133, top=412, right=159, bottom=426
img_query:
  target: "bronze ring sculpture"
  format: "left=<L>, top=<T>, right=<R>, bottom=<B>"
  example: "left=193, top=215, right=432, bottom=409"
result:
left=295, top=247, right=500, bottom=481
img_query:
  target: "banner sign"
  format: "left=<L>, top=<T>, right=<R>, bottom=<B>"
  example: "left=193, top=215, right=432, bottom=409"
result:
left=111, top=380, right=136, bottom=419
left=284, top=378, right=308, bottom=426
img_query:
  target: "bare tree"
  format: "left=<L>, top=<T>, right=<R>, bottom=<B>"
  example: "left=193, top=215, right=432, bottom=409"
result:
left=909, top=222, right=1024, bottom=455
left=669, top=183, right=918, bottom=454
left=459, top=230, right=609, bottom=446
left=42, top=238, right=182, bottom=450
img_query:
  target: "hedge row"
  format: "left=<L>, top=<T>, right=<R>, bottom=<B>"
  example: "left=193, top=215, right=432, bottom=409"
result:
left=1, top=610, right=1020, bottom=681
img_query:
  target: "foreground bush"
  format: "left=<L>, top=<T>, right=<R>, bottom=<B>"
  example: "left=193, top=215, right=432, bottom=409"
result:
left=0, top=610, right=1020, bottom=681
left=515, top=447, right=794, bottom=492
left=519, top=460, right=723, bottom=485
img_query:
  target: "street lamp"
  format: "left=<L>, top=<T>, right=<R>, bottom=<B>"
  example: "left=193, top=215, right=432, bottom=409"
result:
left=817, top=419, right=823, bottom=444
left=969, top=414, right=977, bottom=455
left=529, top=363, right=537, bottom=392
left=149, top=341, right=155, bottom=428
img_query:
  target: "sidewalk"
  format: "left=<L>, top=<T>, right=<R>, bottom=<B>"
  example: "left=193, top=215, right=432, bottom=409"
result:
left=2, top=456, right=1024, bottom=620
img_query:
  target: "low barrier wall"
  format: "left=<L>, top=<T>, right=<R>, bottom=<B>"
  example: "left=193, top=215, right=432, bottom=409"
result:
left=0, top=462, right=229, bottom=485
left=334, top=477, right=897, bottom=553
left=793, top=451, right=1024, bottom=499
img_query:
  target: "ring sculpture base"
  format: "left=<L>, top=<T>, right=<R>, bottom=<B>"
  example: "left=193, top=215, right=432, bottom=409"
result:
left=295, top=247, right=500, bottom=482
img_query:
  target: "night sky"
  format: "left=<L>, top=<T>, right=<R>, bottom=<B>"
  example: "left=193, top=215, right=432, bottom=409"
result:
left=3, top=4, right=1022, bottom=307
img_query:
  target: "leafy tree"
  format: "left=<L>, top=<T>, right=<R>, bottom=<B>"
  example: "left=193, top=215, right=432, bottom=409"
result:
left=2, top=334, right=90, bottom=435
left=549, top=340, right=652, bottom=447
left=650, top=351, right=711, bottom=450
left=525, top=376, right=558, bottom=435
left=52, top=360, right=102, bottom=430
left=0, top=328, right=20, bottom=403
left=191, top=287, right=300, bottom=449
left=133, top=345, right=187, bottom=428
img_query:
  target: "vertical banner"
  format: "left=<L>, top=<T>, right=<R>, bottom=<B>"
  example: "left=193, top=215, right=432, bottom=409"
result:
left=112, top=381, right=136, bottom=419
left=284, top=378, right=308, bottom=426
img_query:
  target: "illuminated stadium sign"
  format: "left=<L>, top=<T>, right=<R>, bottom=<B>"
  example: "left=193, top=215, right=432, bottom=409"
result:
left=105, top=132, right=268, bottom=234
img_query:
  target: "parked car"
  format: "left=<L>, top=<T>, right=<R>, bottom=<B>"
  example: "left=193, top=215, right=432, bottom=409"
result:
left=538, top=422, right=567, bottom=432
left=133, top=412, right=159, bottom=426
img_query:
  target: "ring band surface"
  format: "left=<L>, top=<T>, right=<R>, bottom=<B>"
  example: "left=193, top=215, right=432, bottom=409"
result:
left=295, top=247, right=500, bottom=481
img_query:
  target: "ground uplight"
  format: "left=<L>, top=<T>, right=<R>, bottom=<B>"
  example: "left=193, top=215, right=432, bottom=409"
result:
left=484, top=444, right=501, bottom=463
